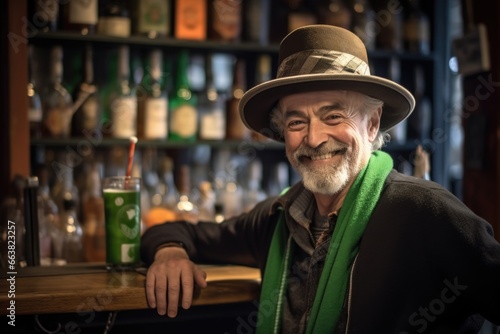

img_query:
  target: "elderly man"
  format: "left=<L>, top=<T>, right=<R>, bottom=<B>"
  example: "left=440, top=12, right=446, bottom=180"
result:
left=141, top=25, right=500, bottom=333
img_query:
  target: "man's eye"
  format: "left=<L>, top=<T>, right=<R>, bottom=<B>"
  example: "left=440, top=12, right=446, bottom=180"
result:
left=325, top=114, right=341, bottom=120
left=286, top=120, right=305, bottom=129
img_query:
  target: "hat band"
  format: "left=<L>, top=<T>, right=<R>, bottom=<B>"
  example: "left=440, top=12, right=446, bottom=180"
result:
left=277, top=50, right=370, bottom=78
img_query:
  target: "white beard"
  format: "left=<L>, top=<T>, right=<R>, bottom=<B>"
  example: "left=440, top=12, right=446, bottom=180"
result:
left=289, top=140, right=372, bottom=196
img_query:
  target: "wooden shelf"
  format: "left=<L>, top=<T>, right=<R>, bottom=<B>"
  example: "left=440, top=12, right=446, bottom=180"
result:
left=29, top=31, right=280, bottom=55
left=30, top=138, right=285, bottom=150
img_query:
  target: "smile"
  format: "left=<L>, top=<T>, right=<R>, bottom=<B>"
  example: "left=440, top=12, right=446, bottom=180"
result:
left=301, top=148, right=347, bottom=161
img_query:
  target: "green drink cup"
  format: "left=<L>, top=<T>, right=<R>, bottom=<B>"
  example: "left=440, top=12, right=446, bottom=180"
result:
left=102, top=176, right=141, bottom=270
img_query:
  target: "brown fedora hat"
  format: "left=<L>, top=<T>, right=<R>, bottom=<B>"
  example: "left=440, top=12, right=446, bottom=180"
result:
left=239, top=25, right=415, bottom=141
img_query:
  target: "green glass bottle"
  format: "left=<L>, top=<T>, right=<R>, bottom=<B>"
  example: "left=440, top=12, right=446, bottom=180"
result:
left=137, top=49, right=168, bottom=140
left=168, top=50, right=198, bottom=142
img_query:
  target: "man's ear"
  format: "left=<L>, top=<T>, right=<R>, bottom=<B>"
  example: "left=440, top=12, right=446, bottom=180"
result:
left=367, top=107, right=382, bottom=141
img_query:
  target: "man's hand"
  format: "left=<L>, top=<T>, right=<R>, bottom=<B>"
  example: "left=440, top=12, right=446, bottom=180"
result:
left=145, top=246, right=207, bottom=317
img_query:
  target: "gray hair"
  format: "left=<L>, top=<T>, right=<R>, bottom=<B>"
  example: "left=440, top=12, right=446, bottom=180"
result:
left=269, top=92, right=390, bottom=151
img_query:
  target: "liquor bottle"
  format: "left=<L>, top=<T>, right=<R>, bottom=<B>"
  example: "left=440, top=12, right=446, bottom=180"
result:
left=60, top=196, right=84, bottom=263
left=169, top=50, right=198, bottom=141
left=35, top=166, right=59, bottom=263
left=62, top=0, right=99, bottom=35
left=110, top=45, right=137, bottom=138
left=133, top=0, right=170, bottom=38
left=375, top=0, right=404, bottom=52
left=81, top=162, right=106, bottom=262
left=386, top=57, right=407, bottom=144
left=137, top=49, right=168, bottom=140
left=403, top=0, right=431, bottom=54
left=251, top=54, right=272, bottom=141
left=286, top=0, right=317, bottom=33
left=28, top=45, right=42, bottom=139
left=242, top=160, right=267, bottom=212
left=97, top=0, right=131, bottom=37
left=71, top=44, right=101, bottom=137
left=351, top=0, right=376, bottom=50
left=226, top=57, right=251, bottom=140
left=208, top=0, right=242, bottom=42
left=51, top=154, right=80, bottom=215
left=143, top=156, right=179, bottom=228
left=197, top=181, right=216, bottom=222
left=33, top=0, right=59, bottom=32
left=199, top=54, right=226, bottom=140
left=174, top=0, right=207, bottom=40
left=267, top=162, right=290, bottom=196
left=244, top=0, right=270, bottom=45
left=408, top=65, right=432, bottom=141
left=175, top=165, right=199, bottom=224
left=41, top=46, right=73, bottom=138
left=316, top=0, right=352, bottom=29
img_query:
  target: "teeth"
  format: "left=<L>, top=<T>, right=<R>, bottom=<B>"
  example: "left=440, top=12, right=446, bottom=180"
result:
left=310, top=153, right=334, bottom=160
left=307, top=149, right=346, bottom=160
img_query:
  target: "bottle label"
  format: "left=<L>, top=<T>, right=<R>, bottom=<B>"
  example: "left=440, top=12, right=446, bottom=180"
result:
left=200, top=109, right=226, bottom=140
left=97, top=17, right=131, bottom=37
left=175, top=0, right=207, bottom=40
left=111, top=96, right=137, bottom=138
left=80, top=96, right=99, bottom=131
left=29, top=106, right=43, bottom=122
left=170, top=104, right=198, bottom=138
left=69, top=0, right=98, bottom=25
left=43, top=106, right=72, bottom=137
left=210, top=0, right=242, bottom=41
left=138, top=0, right=169, bottom=35
left=144, top=97, right=168, bottom=139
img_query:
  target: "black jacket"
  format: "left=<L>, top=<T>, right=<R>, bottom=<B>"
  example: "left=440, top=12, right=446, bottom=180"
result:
left=141, top=170, right=500, bottom=333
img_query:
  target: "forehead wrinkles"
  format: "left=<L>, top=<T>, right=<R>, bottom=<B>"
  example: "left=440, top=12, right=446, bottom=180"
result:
left=279, top=90, right=364, bottom=119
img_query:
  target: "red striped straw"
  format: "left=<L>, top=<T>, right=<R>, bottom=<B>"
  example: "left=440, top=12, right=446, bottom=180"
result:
left=126, top=136, right=138, bottom=178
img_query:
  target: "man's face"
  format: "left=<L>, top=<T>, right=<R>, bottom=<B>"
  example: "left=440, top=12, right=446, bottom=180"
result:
left=280, top=90, right=380, bottom=195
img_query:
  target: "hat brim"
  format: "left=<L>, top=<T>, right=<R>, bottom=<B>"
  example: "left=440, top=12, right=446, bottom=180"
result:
left=239, top=73, right=416, bottom=142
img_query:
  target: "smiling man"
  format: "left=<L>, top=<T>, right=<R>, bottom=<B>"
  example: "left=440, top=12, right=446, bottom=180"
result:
left=141, top=25, right=500, bottom=333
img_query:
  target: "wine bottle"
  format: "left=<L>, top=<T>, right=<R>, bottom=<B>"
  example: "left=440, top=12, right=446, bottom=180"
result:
left=208, top=0, right=242, bottom=42
left=174, top=0, right=207, bottom=40
left=60, top=196, right=84, bottom=263
left=403, top=0, right=431, bottom=54
left=144, top=155, right=179, bottom=228
left=242, top=160, right=266, bottom=212
left=62, top=0, right=99, bottom=35
left=110, top=45, right=137, bottom=138
left=133, top=0, right=170, bottom=38
left=41, top=46, right=73, bottom=138
left=169, top=50, right=198, bottom=142
left=408, top=65, right=432, bottom=141
left=81, top=162, right=106, bottom=262
left=244, top=0, right=270, bottom=45
left=71, top=43, right=101, bottom=137
left=174, top=165, right=199, bottom=224
left=199, top=53, right=226, bottom=140
left=375, top=0, right=404, bottom=52
left=225, top=57, right=250, bottom=140
left=97, top=0, right=131, bottom=37
left=251, top=54, right=272, bottom=141
left=137, top=49, right=168, bottom=140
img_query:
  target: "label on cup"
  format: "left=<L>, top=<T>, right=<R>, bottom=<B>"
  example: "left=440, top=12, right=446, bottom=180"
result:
left=121, top=243, right=136, bottom=263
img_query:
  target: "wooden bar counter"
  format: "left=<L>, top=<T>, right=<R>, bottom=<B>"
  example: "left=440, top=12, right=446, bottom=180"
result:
left=0, top=263, right=261, bottom=316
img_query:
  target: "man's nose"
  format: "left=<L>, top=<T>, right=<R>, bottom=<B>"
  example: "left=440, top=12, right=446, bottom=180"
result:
left=304, top=120, right=329, bottom=148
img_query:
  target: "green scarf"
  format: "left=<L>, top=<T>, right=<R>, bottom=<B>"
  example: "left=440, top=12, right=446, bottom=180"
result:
left=257, top=151, right=393, bottom=334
